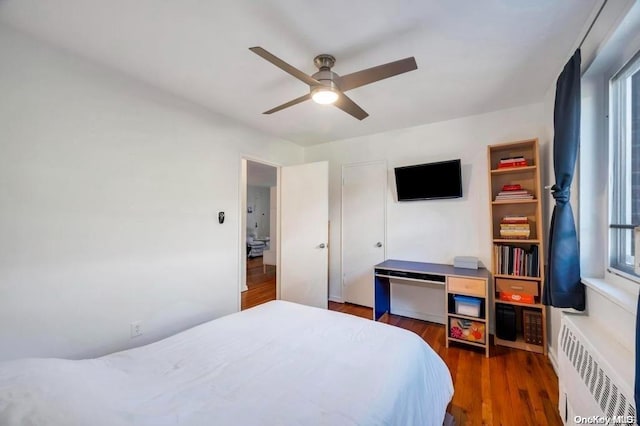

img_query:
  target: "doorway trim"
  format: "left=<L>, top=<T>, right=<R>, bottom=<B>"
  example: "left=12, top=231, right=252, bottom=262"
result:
left=239, top=155, right=281, bottom=312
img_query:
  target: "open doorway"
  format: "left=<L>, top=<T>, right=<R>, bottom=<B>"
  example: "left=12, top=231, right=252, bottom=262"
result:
left=241, top=159, right=278, bottom=310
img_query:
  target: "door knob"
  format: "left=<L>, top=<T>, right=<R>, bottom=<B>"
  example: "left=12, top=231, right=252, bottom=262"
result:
left=318, top=243, right=326, bottom=249
left=376, top=242, right=383, bottom=248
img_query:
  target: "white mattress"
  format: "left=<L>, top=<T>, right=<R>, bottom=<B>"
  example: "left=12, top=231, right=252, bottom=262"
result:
left=0, top=301, right=453, bottom=426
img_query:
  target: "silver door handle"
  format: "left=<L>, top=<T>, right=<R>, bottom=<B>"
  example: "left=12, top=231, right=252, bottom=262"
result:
left=318, top=243, right=326, bottom=249
left=376, top=242, right=383, bottom=248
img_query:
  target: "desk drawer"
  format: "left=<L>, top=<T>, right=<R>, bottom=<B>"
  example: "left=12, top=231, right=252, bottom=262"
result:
left=447, top=277, right=485, bottom=296
left=495, top=278, right=538, bottom=296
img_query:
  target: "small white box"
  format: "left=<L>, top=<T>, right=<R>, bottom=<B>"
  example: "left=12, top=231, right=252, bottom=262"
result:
left=454, top=256, right=479, bottom=270
left=453, top=295, right=481, bottom=317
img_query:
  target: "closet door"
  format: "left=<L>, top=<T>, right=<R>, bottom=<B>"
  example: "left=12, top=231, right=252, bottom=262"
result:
left=342, top=161, right=386, bottom=307
left=280, top=161, right=329, bottom=309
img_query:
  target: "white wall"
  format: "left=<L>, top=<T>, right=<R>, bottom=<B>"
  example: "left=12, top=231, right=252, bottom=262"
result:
left=0, top=25, right=303, bottom=361
left=305, top=103, right=547, bottom=317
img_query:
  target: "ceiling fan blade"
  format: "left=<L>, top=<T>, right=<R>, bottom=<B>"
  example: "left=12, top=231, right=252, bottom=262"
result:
left=249, top=47, right=320, bottom=87
left=263, top=93, right=311, bottom=114
left=339, top=57, right=417, bottom=92
left=334, top=93, right=369, bottom=120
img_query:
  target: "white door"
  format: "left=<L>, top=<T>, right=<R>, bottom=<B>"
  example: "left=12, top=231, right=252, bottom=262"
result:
left=342, top=161, right=386, bottom=307
left=280, top=161, right=329, bottom=308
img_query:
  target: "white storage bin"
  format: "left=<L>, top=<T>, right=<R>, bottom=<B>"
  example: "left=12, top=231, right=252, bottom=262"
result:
left=453, top=295, right=481, bottom=317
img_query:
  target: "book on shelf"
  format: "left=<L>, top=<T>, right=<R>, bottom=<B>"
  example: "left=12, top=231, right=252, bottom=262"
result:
left=494, top=244, right=539, bottom=277
left=502, top=184, right=522, bottom=191
left=499, top=156, right=525, bottom=164
left=499, top=216, right=530, bottom=238
left=498, top=190, right=529, bottom=195
left=501, top=215, right=528, bottom=224
left=495, top=193, right=534, bottom=201
left=496, top=197, right=534, bottom=201
left=497, top=157, right=528, bottom=169
left=497, top=163, right=527, bottom=169
left=500, top=224, right=530, bottom=229
left=523, top=310, right=543, bottom=345
left=499, top=232, right=530, bottom=239
left=500, top=227, right=530, bottom=233
left=495, top=185, right=534, bottom=201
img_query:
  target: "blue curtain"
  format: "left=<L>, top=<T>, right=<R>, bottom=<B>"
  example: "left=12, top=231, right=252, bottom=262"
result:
left=542, top=49, right=585, bottom=311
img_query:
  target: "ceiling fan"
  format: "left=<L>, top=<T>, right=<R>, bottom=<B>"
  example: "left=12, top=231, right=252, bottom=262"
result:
left=249, top=47, right=418, bottom=120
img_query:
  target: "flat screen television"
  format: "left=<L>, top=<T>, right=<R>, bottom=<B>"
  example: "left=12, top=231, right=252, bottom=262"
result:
left=394, top=159, right=462, bottom=201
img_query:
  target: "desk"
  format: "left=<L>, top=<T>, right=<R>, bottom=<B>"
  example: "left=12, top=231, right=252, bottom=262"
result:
left=374, top=259, right=490, bottom=356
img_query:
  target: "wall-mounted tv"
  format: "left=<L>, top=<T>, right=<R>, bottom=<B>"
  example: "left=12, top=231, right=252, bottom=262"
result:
left=394, top=159, right=462, bottom=201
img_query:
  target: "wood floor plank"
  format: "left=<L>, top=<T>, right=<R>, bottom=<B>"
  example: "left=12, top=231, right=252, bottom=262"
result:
left=488, top=355, right=515, bottom=426
left=452, top=349, right=474, bottom=424
left=480, top=356, right=494, bottom=425
left=241, top=277, right=562, bottom=425
left=507, top=350, right=539, bottom=426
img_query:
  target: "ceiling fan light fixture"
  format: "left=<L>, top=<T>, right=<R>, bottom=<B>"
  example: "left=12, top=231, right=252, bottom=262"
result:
left=250, top=46, right=416, bottom=119
left=311, top=87, right=339, bottom=105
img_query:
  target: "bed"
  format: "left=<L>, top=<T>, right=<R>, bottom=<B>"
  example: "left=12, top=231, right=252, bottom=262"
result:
left=0, top=300, right=454, bottom=425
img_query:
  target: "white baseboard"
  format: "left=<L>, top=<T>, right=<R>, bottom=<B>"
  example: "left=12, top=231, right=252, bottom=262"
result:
left=390, top=308, right=446, bottom=325
left=547, top=346, right=559, bottom=376
left=328, top=295, right=344, bottom=303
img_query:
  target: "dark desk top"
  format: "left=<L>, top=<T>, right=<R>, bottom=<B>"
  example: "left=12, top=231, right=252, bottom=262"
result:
left=375, top=259, right=489, bottom=279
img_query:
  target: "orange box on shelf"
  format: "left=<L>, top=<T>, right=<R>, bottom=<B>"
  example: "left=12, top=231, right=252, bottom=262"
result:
left=499, top=292, right=534, bottom=304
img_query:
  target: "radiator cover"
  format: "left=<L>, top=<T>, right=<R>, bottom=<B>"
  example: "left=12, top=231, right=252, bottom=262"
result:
left=558, top=313, right=636, bottom=425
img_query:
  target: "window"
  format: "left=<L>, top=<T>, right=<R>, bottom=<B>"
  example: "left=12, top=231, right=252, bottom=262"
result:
left=609, top=51, right=640, bottom=277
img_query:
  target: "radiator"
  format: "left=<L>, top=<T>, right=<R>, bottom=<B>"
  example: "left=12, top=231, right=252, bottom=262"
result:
left=558, top=313, right=636, bottom=425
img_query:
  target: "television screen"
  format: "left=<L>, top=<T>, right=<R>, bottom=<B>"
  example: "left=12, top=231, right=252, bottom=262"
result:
left=394, top=159, right=462, bottom=201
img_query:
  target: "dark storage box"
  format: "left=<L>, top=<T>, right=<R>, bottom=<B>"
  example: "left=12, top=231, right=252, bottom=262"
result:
left=496, top=304, right=517, bottom=341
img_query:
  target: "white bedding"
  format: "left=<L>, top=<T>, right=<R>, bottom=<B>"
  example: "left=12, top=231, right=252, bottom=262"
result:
left=0, top=300, right=453, bottom=426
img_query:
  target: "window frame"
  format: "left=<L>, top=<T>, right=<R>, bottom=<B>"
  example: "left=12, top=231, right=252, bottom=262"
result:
left=608, top=50, right=640, bottom=279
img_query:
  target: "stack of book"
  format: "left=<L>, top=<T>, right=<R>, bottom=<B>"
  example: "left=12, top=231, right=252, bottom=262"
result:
left=495, top=184, right=534, bottom=201
left=497, top=156, right=528, bottom=169
left=523, top=310, right=543, bottom=344
left=494, top=244, right=539, bottom=277
left=499, top=215, right=530, bottom=239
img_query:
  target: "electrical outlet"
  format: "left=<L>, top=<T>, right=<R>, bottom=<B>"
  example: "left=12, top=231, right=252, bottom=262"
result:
left=130, top=321, right=143, bottom=338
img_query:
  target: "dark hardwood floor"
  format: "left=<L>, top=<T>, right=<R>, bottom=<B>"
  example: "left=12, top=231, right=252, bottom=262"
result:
left=241, top=266, right=562, bottom=425
left=241, top=256, right=276, bottom=310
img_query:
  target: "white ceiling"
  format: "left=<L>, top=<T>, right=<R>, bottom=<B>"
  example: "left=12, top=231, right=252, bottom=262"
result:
left=0, top=0, right=598, bottom=146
